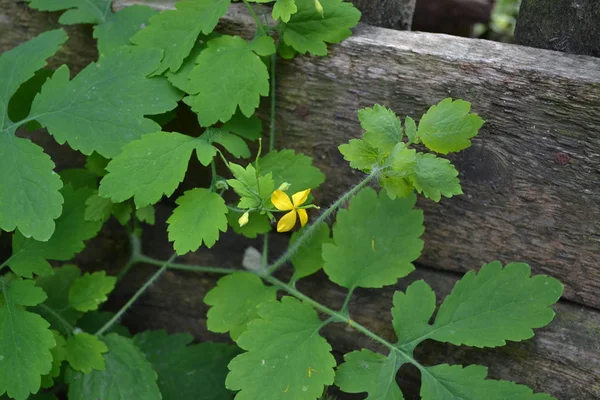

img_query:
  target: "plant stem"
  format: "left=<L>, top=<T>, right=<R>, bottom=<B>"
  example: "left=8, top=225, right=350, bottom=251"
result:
left=136, top=254, right=234, bottom=275
left=242, top=0, right=268, bottom=35
left=340, top=287, right=355, bottom=314
left=117, top=233, right=143, bottom=282
left=95, top=253, right=177, bottom=336
left=38, top=304, right=75, bottom=337
left=262, top=233, right=269, bottom=269
left=269, top=52, right=277, bottom=152
left=266, top=169, right=379, bottom=275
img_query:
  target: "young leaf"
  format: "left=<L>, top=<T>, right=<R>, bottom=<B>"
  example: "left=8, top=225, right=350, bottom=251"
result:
left=404, top=116, right=417, bottom=144
left=323, top=188, right=424, bottom=289
left=9, top=186, right=103, bottom=277
left=408, top=153, right=462, bottom=202
left=259, top=150, right=326, bottom=191
left=131, top=0, right=232, bottom=74
left=281, top=0, right=361, bottom=56
left=0, top=278, right=55, bottom=400
left=379, top=143, right=417, bottom=199
left=68, top=271, right=116, bottom=312
left=227, top=163, right=275, bottom=209
left=30, top=47, right=182, bottom=158
left=227, top=297, right=336, bottom=399
left=26, top=0, right=112, bottom=24
left=167, top=189, right=228, bottom=254
left=134, top=330, right=240, bottom=400
left=290, top=223, right=333, bottom=280
left=338, top=139, right=379, bottom=171
left=65, top=332, right=109, bottom=373
left=359, top=105, right=403, bottom=154
left=67, top=334, right=161, bottom=400
left=84, top=193, right=113, bottom=223
left=184, top=35, right=275, bottom=126
left=99, top=132, right=216, bottom=208
left=227, top=211, right=272, bottom=239
left=0, top=29, right=67, bottom=241
left=249, top=0, right=298, bottom=22
left=421, top=364, right=556, bottom=400
left=416, top=98, right=485, bottom=154
left=34, top=265, right=83, bottom=329
left=204, top=272, right=278, bottom=340
left=94, top=5, right=159, bottom=55
left=137, top=205, right=156, bottom=225
left=41, top=331, right=67, bottom=388
left=112, top=201, right=133, bottom=226
left=335, top=350, right=404, bottom=400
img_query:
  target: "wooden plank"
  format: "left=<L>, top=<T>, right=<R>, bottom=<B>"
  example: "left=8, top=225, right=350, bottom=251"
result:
left=515, top=0, right=600, bottom=57
left=350, top=0, right=416, bottom=30
left=96, top=206, right=600, bottom=400
left=1, top=1, right=599, bottom=309
left=115, top=1, right=600, bottom=309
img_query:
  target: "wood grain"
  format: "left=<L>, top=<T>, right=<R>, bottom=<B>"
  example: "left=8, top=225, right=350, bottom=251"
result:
left=350, top=0, right=416, bottom=30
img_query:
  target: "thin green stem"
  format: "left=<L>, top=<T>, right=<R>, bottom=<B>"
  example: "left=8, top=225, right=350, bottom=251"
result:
left=95, top=253, right=177, bottom=336
left=266, top=169, right=379, bottom=275
left=269, top=52, right=277, bottom=152
left=340, top=287, right=355, bottom=314
left=136, top=254, right=234, bottom=275
left=210, top=160, right=218, bottom=190
left=0, top=258, right=10, bottom=274
left=117, top=233, right=143, bottom=282
left=242, top=0, right=268, bottom=35
left=38, top=304, right=75, bottom=337
left=262, top=233, right=269, bottom=269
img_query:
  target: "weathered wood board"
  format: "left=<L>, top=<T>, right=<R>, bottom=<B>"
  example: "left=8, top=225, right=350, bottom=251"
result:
left=115, top=1, right=600, bottom=309
left=351, top=0, right=416, bottom=30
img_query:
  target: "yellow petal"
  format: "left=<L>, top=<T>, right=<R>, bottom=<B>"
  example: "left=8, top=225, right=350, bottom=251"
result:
left=297, top=208, right=308, bottom=227
left=271, top=190, right=294, bottom=211
left=277, top=210, right=297, bottom=232
left=238, top=212, right=249, bottom=227
left=292, top=189, right=311, bottom=207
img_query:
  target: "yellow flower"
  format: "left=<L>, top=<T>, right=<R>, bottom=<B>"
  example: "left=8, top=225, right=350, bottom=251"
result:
left=271, top=189, right=311, bottom=233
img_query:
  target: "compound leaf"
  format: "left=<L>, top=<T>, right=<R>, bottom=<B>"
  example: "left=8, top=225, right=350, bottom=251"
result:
left=167, top=189, right=228, bottom=254
left=68, top=271, right=116, bottom=312
left=94, top=5, right=159, bottom=55
left=131, top=0, right=231, bottom=74
left=0, top=30, right=67, bottom=241
left=323, top=188, right=424, bottom=289
left=290, top=223, right=333, bottom=280
left=205, top=272, right=278, bottom=340
left=416, top=98, right=485, bottom=154
left=65, top=332, right=109, bottom=373
left=67, top=334, right=161, bottom=400
left=134, top=330, right=240, bottom=400
left=184, top=35, right=275, bottom=126
left=408, top=153, right=462, bottom=202
left=227, top=297, right=336, bottom=400
left=335, top=350, right=404, bottom=400
left=30, top=47, right=181, bottom=158
left=26, top=0, right=112, bottom=24
left=281, top=0, right=360, bottom=56
left=421, top=364, right=556, bottom=400
left=259, top=150, right=325, bottom=191
left=9, top=186, right=103, bottom=278
left=0, top=278, right=55, bottom=400
left=99, top=132, right=216, bottom=208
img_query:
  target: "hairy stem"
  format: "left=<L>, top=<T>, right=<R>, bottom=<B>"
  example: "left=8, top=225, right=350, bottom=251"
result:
left=95, top=253, right=177, bottom=336
left=266, top=169, right=379, bottom=275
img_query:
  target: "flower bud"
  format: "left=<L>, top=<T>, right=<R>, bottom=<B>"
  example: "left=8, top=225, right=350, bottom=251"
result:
left=314, top=0, right=324, bottom=16
left=238, top=212, right=250, bottom=227
left=277, top=182, right=291, bottom=191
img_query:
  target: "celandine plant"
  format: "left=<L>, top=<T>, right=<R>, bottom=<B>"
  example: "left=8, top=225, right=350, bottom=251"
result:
left=0, top=0, right=562, bottom=399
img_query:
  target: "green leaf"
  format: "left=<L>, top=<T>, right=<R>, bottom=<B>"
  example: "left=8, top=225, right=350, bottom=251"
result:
left=227, top=297, right=336, bottom=399
left=0, top=278, right=55, bottom=400
left=405, top=116, right=417, bottom=144
left=259, top=150, right=325, bottom=191
left=68, top=271, right=116, bottom=312
left=221, top=111, right=263, bottom=141
left=84, top=193, right=113, bottom=222
left=99, top=132, right=216, bottom=208
left=184, top=35, right=275, bottom=126
left=338, top=139, right=379, bottom=170
left=131, top=0, right=232, bottom=74
left=323, top=188, right=424, bottom=289
left=165, top=41, right=207, bottom=93
left=281, top=0, right=361, bottom=56
left=137, top=205, right=156, bottom=225
left=359, top=105, right=403, bottom=153
left=201, top=128, right=250, bottom=158
left=273, top=0, right=298, bottom=21
left=416, top=98, right=485, bottom=154
left=226, top=163, right=274, bottom=209
left=0, top=30, right=67, bottom=241
left=335, top=350, right=404, bottom=400
left=67, top=334, right=161, bottom=400
left=94, top=5, right=158, bottom=55
left=34, top=265, right=83, bottom=329
left=85, top=152, right=109, bottom=177
left=26, top=0, right=112, bottom=24
left=167, top=189, right=228, bottom=254
left=30, top=47, right=181, bottom=158
left=65, top=332, right=109, bottom=373
left=41, top=330, right=67, bottom=388
left=421, top=364, right=556, bottom=400
left=227, top=211, right=272, bottom=239
left=134, top=330, right=240, bottom=400
left=60, top=168, right=97, bottom=189
left=408, top=153, right=462, bottom=202
left=111, top=201, right=133, bottom=226
left=9, top=186, right=103, bottom=277
left=7, top=69, right=53, bottom=129
left=429, top=261, right=563, bottom=348
left=290, top=223, right=333, bottom=280
left=379, top=143, right=417, bottom=199
left=205, top=272, right=278, bottom=340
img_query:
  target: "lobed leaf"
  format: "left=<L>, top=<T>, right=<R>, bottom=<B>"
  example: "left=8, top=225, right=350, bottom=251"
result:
left=65, top=332, right=109, bottom=373
left=68, top=271, right=116, bottom=312
left=259, top=150, right=325, bottom=191
left=41, top=331, right=67, bottom=389
left=34, top=265, right=83, bottom=329
left=358, top=105, right=403, bottom=154
left=26, top=0, right=112, bottom=25
left=94, top=5, right=159, bottom=55
left=408, top=153, right=462, bottom=202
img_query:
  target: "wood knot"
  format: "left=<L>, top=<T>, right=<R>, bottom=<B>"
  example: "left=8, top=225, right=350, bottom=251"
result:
left=553, top=152, right=570, bottom=165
